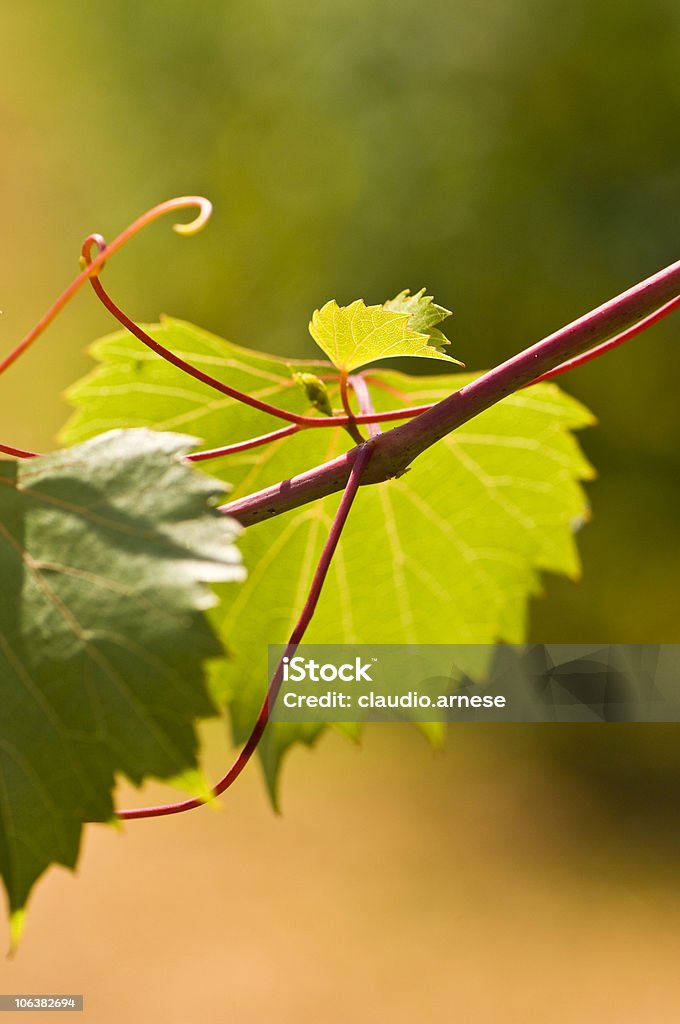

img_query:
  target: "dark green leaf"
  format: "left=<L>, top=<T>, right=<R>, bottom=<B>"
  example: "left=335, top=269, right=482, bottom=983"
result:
left=0, top=428, right=244, bottom=938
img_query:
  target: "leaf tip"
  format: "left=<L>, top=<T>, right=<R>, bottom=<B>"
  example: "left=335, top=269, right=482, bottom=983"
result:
left=8, top=908, right=26, bottom=956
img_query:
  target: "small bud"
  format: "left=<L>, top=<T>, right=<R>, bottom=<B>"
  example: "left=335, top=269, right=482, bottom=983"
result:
left=292, top=371, right=334, bottom=417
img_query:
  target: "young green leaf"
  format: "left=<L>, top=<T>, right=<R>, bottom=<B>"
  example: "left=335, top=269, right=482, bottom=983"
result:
left=309, top=298, right=462, bottom=372
left=0, top=429, right=244, bottom=937
left=383, top=288, right=454, bottom=352
left=61, top=320, right=594, bottom=804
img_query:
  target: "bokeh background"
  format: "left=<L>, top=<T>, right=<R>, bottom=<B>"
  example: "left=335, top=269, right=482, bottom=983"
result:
left=2, top=1, right=680, bottom=1019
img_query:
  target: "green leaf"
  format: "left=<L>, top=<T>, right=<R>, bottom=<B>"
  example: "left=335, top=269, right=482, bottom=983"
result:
left=61, top=319, right=594, bottom=804
left=383, top=288, right=454, bottom=353
left=309, top=298, right=461, bottom=372
left=0, top=428, right=244, bottom=931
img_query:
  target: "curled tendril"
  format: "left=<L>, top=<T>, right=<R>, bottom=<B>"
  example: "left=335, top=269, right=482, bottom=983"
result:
left=171, top=199, right=213, bottom=236
left=0, top=197, right=213, bottom=376
left=80, top=233, right=107, bottom=274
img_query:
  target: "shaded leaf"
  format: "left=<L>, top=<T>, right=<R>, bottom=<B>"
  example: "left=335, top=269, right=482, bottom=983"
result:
left=383, top=288, right=454, bottom=354
left=0, top=428, right=244, bottom=931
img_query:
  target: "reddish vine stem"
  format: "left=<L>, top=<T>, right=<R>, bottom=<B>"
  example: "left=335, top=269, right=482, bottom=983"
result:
left=223, top=253, right=680, bottom=526
left=5, top=193, right=680, bottom=824
left=527, top=290, right=680, bottom=386
left=4, top=301, right=674, bottom=464
left=338, top=369, right=365, bottom=444
left=81, top=235, right=435, bottom=432
left=81, top=236, right=314, bottom=426
left=352, top=404, right=432, bottom=424
left=349, top=374, right=382, bottom=438
left=0, top=190, right=432, bottom=454
left=0, top=400, right=434, bottom=466
left=186, top=425, right=301, bottom=461
left=5, top=194, right=678, bottom=467
left=115, top=444, right=373, bottom=820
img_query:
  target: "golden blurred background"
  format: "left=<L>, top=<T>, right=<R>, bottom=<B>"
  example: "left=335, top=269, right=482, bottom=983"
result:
left=1, top=1, right=680, bottom=1018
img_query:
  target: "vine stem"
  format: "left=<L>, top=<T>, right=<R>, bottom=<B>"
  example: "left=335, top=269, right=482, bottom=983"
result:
left=349, top=374, right=382, bottom=438
left=5, top=196, right=680, bottom=464
left=115, top=444, right=373, bottom=820
left=222, top=252, right=680, bottom=526
left=0, top=197, right=213, bottom=377
left=198, top=280, right=680, bottom=439
left=338, top=369, right=365, bottom=444
left=527, top=289, right=680, bottom=385
left=81, top=238, right=436, bottom=431
left=82, top=237, right=314, bottom=426
left=3, top=283, right=666, bottom=464
left=186, top=425, right=300, bottom=461
left=80, top=239, right=430, bottom=432
left=5, top=288, right=675, bottom=463
left=0, top=399, right=432, bottom=465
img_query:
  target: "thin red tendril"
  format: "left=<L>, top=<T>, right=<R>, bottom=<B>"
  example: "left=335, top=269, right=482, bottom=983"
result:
left=186, top=425, right=300, bottom=461
left=81, top=235, right=316, bottom=426
left=81, top=234, right=439, bottom=432
left=115, top=443, right=373, bottom=820
left=4, top=196, right=680, bottom=465
left=0, top=443, right=40, bottom=459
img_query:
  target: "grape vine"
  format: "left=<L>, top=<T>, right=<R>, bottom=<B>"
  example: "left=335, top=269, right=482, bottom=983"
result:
left=2, top=196, right=679, bottom=938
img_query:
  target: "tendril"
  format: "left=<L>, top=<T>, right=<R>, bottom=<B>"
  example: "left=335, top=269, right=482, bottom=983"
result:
left=81, top=244, right=316, bottom=425
left=80, top=242, right=434, bottom=431
left=0, top=197, right=213, bottom=377
left=0, top=443, right=39, bottom=459
left=186, top=425, right=300, bottom=462
left=114, top=443, right=373, bottom=820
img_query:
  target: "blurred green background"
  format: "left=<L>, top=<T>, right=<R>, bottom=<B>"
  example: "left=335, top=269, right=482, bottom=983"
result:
left=2, top=1, right=680, bottom=1018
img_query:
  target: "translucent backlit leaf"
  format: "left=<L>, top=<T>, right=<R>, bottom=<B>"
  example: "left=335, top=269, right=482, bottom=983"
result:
left=62, top=320, right=593, bottom=804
